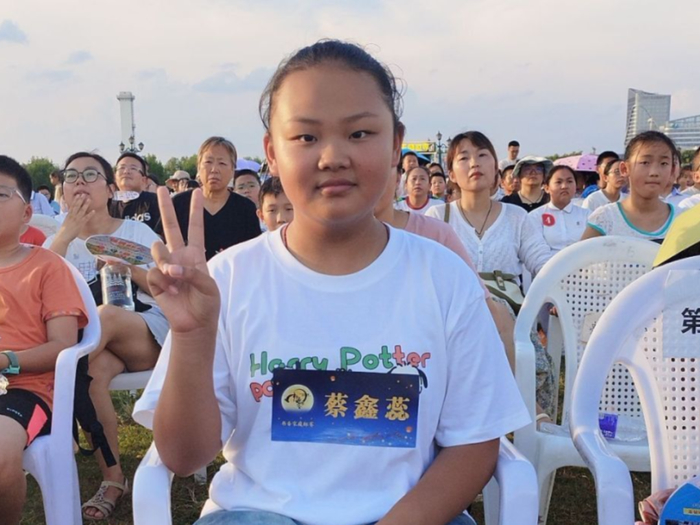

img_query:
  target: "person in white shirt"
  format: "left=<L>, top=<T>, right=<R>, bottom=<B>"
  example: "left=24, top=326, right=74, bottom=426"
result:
left=582, top=159, right=626, bottom=211
left=681, top=149, right=700, bottom=195
left=529, top=166, right=590, bottom=253
left=498, top=140, right=519, bottom=170
left=678, top=193, right=700, bottom=211
left=394, top=165, right=442, bottom=214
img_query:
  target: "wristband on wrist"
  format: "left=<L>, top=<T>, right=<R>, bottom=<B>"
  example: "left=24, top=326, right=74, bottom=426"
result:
left=0, top=351, right=20, bottom=375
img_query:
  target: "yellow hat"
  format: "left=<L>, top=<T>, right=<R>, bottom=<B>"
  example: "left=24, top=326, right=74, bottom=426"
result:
left=653, top=204, right=700, bottom=267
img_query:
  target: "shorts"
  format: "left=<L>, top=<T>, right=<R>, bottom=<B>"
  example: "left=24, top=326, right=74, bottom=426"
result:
left=0, top=389, right=52, bottom=447
left=195, top=510, right=477, bottom=525
left=138, top=306, right=169, bottom=347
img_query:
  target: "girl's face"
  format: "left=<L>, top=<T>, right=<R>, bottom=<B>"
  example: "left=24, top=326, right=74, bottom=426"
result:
left=198, top=144, right=235, bottom=194
left=621, top=142, right=673, bottom=199
left=678, top=169, right=693, bottom=190
left=62, top=157, right=112, bottom=212
left=265, top=64, right=401, bottom=227
left=448, top=139, right=498, bottom=194
left=603, top=160, right=625, bottom=190
left=545, top=169, right=576, bottom=209
left=406, top=169, right=430, bottom=201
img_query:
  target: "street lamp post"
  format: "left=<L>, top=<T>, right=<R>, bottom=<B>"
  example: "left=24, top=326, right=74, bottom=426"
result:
left=436, top=131, right=444, bottom=167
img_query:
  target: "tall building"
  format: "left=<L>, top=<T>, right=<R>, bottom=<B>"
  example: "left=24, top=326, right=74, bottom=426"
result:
left=660, top=115, right=700, bottom=151
left=625, top=89, right=671, bottom=145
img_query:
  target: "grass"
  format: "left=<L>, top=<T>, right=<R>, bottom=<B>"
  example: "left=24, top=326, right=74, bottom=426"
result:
left=22, top=389, right=652, bottom=525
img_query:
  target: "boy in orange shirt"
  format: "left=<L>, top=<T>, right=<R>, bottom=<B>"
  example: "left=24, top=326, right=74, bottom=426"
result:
left=0, top=155, right=87, bottom=525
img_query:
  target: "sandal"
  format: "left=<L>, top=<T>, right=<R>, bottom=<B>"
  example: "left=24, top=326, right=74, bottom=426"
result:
left=82, top=478, right=130, bottom=520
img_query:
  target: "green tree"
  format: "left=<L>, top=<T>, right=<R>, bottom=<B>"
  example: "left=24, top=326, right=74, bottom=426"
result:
left=680, top=148, right=697, bottom=166
left=143, top=154, right=165, bottom=183
left=163, top=155, right=198, bottom=178
left=546, top=151, right=583, bottom=162
left=23, top=157, right=59, bottom=189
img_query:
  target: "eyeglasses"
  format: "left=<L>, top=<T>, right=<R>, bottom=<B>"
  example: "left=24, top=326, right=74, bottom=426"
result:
left=116, top=165, right=144, bottom=176
left=521, top=166, right=545, bottom=176
left=235, top=182, right=259, bottom=191
left=0, top=185, right=27, bottom=204
left=63, top=169, right=107, bottom=184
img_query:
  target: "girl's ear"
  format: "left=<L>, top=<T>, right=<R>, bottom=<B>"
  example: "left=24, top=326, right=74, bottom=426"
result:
left=264, top=132, right=278, bottom=176
left=392, top=124, right=405, bottom=171
left=448, top=169, right=457, bottom=183
left=619, top=160, right=630, bottom=179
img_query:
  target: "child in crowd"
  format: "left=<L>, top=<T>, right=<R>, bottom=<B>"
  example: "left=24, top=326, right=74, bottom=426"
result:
left=0, top=155, right=87, bottom=525
left=583, top=131, right=677, bottom=242
left=429, top=171, right=447, bottom=201
left=445, top=180, right=461, bottom=203
left=233, top=169, right=262, bottom=205
left=257, top=176, right=294, bottom=232
left=529, top=165, right=590, bottom=254
left=134, top=40, right=528, bottom=525
left=44, top=152, right=166, bottom=520
left=582, top=159, right=626, bottom=211
left=394, top=165, right=442, bottom=214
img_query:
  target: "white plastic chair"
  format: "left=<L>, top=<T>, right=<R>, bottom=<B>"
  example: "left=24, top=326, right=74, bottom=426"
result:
left=513, top=236, right=660, bottom=524
left=570, top=256, right=700, bottom=525
left=133, top=436, right=538, bottom=525
left=22, top=262, right=101, bottom=525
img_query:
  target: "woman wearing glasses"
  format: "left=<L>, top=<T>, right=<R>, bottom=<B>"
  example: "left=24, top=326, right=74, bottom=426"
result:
left=500, top=157, right=552, bottom=212
left=44, top=152, right=167, bottom=520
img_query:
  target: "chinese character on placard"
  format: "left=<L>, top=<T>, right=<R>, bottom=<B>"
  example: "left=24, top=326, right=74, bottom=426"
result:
left=354, top=394, right=379, bottom=419
left=325, top=392, right=349, bottom=418
left=681, top=307, right=700, bottom=335
left=385, top=396, right=410, bottom=421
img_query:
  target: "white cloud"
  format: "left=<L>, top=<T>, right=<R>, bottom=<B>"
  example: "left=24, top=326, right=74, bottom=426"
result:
left=0, top=20, right=28, bottom=44
left=65, top=50, right=93, bottom=65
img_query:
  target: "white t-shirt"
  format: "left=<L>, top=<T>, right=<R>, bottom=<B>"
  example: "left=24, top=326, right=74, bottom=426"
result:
left=133, top=227, right=529, bottom=525
left=528, top=202, right=590, bottom=253
left=678, top=194, right=700, bottom=211
left=394, top=197, right=442, bottom=215
left=681, top=186, right=700, bottom=196
left=587, top=202, right=676, bottom=241
left=581, top=189, right=624, bottom=212
left=43, top=220, right=161, bottom=306
left=426, top=202, right=553, bottom=278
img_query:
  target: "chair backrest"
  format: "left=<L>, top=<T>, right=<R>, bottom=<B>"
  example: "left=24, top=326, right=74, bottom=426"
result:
left=571, top=256, right=700, bottom=493
left=515, top=236, right=659, bottom=423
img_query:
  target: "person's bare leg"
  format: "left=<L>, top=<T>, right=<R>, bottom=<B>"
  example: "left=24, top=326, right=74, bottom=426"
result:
left=83, top=305, right=160, bottom=519
left=0, top=416, right=30, bottom=525
left=486, top=299, right=516, bottom=372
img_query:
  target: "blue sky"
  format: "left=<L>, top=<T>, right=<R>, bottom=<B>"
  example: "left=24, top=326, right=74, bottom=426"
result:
left=1, top=0, right=698, bottom=167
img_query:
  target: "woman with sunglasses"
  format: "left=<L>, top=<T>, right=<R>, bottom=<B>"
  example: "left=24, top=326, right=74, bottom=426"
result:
left=44, top=152, right=167, bottom=521
left=501, top=157, right=553, bottom=212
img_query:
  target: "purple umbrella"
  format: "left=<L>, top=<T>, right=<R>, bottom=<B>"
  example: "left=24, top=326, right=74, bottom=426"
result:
left=553, top=154, right=598, bottom=172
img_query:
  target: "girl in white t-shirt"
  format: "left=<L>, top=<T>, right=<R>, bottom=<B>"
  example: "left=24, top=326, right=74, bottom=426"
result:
left=581, top=159, right=626, bottom=212
left=136, top=41, right=528, bottom=525
left=393, top=165, right=442, bottom=215
left=44, top=152, right=165, bottom=520
left=583, top=131, right=677, bottom=242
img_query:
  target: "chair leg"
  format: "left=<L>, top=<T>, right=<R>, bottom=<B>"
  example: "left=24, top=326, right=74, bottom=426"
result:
left=194, top=465, right=207, bottom=485
left=482, top=477, right=500, bottom=525
left=537, top=469, right=557, bottom=525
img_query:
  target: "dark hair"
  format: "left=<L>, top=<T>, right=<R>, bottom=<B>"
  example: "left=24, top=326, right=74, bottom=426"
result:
left=544, top=165, right=577, bottom=186
left=427, top=162, right=443, bottom=171
left=234, top=169, right=260, bottom=183
left=501, top=165, right=515, bottom=179
left=508, top=140, right=520, bottom=148
left=186, top=180, right=200, bottom=189
left=405, top=165, right=430, bottom=180
left=116, top=152, right=149, bottom=176
left=259, top=40, right=404, bottom=132
left=429, top=172, right=446, bottom=182
left=259, top=176, right=286, bottom=207
left=446, top=131, right=499, bottom=174
left=63, top=152, right=115, bottom=186
left=402, top=151, right=418, bottom=160
left=681, top=163, right=693, bottom=172
left=147, top=173, right=160, bottom=186
left=0, top=155, right=32, bottom=202
left=596, top=150, right=619, bottom=167
left=49, top=169, right=64, bottom=183
left=603, top=159, right=622, bottom=177
left=624, top=131, right=676, bottom=163
left=36, top=184, right=53, bottom=201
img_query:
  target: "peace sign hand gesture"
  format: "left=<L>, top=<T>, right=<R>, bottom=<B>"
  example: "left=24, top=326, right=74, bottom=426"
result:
left=147, top=187, right=220, bottom=335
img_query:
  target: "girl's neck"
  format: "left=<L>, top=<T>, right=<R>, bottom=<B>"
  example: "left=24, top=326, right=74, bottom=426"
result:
left=374, top=205, right=410, bottom=230
left=519, top=185, right=543, bottom=202
left=602, top=185, right=621, bottom=202
left=284, top=214, right=389, bottom=275
left=459, top=189, right=492, bottom=212
left=627, top=191, right=664, bottom=213
left=80, top=211, right=121, bottom=239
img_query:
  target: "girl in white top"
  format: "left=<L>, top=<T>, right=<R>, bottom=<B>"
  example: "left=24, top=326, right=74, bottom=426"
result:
left=582, top=159, right=626, bottom=211
left=394, top=165, right=442, bottom=215
left=426, top=131, right=554, bottom=280
left=583, top=131, right=677, bottom=242
left=529, top=165, right=590, bottom=253
left=135, top=41, right=528, bottom=525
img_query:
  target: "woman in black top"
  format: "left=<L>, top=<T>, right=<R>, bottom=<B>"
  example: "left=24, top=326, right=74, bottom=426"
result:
left=501, top=156, right=552, bottom=212
left=163, top=137, right=261, bottom=259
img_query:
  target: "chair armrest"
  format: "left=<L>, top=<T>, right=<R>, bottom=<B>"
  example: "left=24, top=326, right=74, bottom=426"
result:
left=133, top=442, right=175, bottom=525
left=513, top=337, right=538, bottom=460
left=493, top=438, right=538, bottom=525
left=571, top=429, right=635, bottom=525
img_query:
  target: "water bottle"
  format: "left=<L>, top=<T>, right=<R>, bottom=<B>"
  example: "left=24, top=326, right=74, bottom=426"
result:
left=100, top=264, right=135, bottom=311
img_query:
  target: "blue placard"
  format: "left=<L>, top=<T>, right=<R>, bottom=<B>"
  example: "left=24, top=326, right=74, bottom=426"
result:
left=660, top=478, right=700, bottom=524
left=271, top=369, right=419, bottom=448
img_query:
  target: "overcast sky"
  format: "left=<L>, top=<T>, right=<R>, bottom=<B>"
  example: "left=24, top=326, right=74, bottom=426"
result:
left=2, top=0, right=698, bottom=167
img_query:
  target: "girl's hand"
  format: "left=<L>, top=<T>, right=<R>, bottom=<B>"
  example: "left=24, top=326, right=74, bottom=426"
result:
left=147, top=187, right=220, bottom=334
left=57, top=194, right=94, bottom=242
